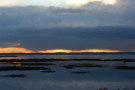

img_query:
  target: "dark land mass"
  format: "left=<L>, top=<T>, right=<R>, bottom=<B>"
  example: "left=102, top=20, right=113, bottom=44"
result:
left=62, top=63, right=106, bottom=69
left=41, top=70, right=56, bottom=73
left=11, top=62, right=56, bottom=66
left=0, top=52, right=135, bottom=56
left=72, top=71, right=89, bottom=74
left=0, top=74, right=26, bottom=78
left=115, top=66, right=135, bottom=70
left=0, top=66, right=49, bottom=71
left=0, top=59, right=135, bottom=63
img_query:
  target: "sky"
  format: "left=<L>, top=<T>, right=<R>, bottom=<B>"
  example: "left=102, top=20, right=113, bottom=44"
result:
left=0, top=0, right=135, bottom=53
left=0, top=0, right=117, bottom=7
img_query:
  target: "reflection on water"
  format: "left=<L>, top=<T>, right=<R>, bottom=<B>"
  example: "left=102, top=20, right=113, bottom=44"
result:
left=0, top=54, right=135, bottom=90
left=0, top=56, right=23, bottom=60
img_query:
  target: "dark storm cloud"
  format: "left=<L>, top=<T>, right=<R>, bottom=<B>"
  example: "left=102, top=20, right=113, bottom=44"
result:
left=0, top=26, right=135, bottom=50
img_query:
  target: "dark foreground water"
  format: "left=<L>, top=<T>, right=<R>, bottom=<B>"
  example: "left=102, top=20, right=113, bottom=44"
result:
left=0, top=53, right=135, bottom=90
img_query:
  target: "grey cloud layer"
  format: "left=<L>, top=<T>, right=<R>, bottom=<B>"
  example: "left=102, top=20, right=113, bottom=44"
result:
left=0, top=0, right=135, bottom=28
left=0, top=26, right=135, bottom=50
left=0, top=0, right=135, bottom=50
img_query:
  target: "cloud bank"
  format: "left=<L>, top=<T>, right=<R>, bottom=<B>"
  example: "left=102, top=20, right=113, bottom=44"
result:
left=0, top=0, right=134, bottom=28
left=0, top=0, right=135, bottom=52
left=0, top=26, right=135, bottom=51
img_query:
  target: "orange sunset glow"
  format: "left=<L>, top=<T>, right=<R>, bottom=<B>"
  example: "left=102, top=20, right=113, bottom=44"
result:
left=38, top=49, right=125, bottom=53
left=0, top=47, right=35, bottom=53
left=0, top=47, right=128, bottom=53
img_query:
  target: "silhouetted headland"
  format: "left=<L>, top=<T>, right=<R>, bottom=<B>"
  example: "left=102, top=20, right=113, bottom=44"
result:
left=0, top=52, right=135, bottom=56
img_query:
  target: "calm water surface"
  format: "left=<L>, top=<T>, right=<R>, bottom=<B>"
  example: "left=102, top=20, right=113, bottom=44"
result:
left=0, top=53, right=135, bottom=90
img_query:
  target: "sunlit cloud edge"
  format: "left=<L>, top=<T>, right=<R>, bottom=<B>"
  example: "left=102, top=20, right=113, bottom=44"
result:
left=0, top=47, right=131, bottom=53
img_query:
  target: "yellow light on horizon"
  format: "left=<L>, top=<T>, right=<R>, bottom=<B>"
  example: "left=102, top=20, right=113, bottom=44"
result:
left=39, top=49, right=73, bottom=53
left=0, top=47, right=35, bottom=53
left=0, top=47, right=127, bottom=53
left=38, top=49, right=124, bottom=53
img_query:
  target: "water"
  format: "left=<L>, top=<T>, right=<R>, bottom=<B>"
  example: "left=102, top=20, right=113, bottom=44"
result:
left=1, top=52, right=135, bottom=59
left=0, top=53, right=135, bottom=90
